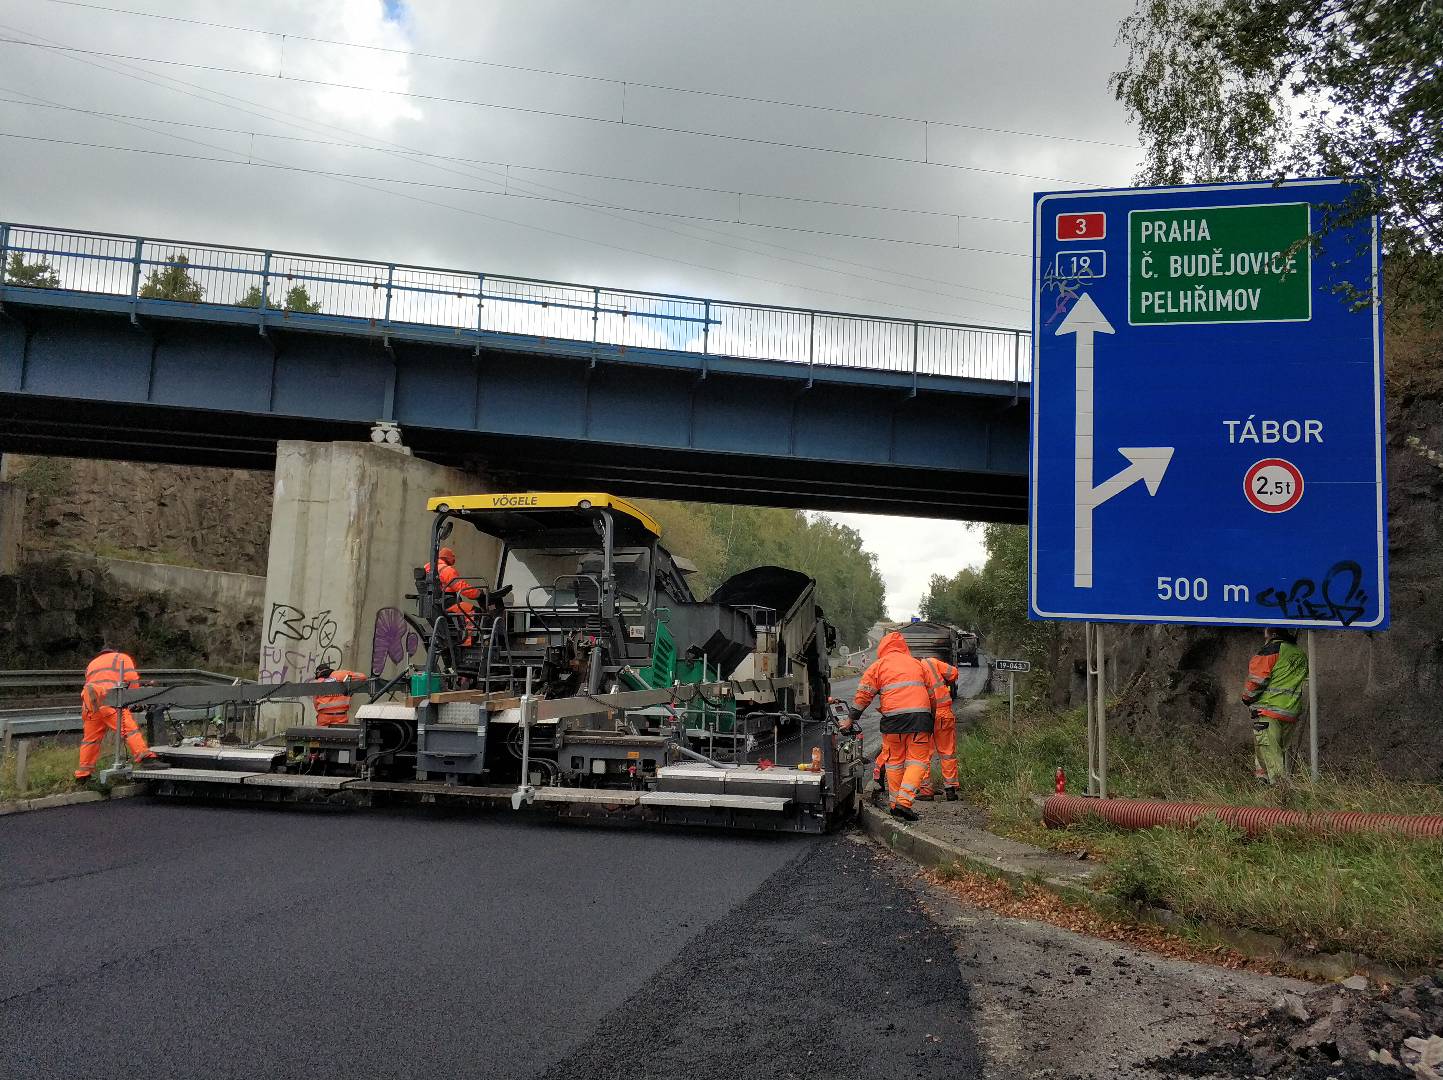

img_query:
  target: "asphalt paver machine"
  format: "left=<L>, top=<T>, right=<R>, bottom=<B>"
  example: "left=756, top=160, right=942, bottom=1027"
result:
left=116, top=493, right=863, bottom=833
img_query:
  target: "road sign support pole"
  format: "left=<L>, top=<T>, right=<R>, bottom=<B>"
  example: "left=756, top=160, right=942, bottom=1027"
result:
left=1008, top=671, right=1015, bottom=735
left=1084, top=624, right=1095, bottom=795
left=1307, top=629, right=1319, bottom=781
left=1083, top=623, right=1107, bottom=797
left=1096, top=625, right=1107, bottom=798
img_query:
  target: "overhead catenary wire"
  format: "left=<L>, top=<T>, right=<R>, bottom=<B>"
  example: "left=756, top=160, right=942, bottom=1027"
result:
left=0, top=88, right=1031, bottom=305
left=0, top=77, right=1029, bottom=318
left=0, top=19, right=1040, bottom=308
left=0, top=127, right=1025, bottom=257
left=0, top=129, right=1005, bottom=321
left=0, top=37, right=1101, bottom=187
left=0, top=27, right=1030, bottom=318
left=0, top=93, right=1030, bottom=228
left=34, top=0, right=1142, bottom=152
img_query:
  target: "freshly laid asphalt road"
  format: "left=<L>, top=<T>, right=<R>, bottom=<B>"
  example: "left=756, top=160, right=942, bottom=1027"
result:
left=1, top=801, right=981, bottom=1080
left=3, top=658, right=1301, bottom=1079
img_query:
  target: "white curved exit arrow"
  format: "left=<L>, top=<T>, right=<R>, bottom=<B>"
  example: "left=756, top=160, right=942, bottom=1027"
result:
left=1088, top=447, right=1176, bottom=508
left=1056, top=292, right=1174, bottom=588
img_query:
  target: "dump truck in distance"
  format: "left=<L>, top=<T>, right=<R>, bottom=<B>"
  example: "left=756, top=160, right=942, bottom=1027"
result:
left=895, top=620, right=980, bottom=668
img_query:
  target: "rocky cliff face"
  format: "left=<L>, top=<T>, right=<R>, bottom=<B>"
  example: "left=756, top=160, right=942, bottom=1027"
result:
left=9, top=455, right=273, bottom=574
left=0, top=557, right=261, bottom=674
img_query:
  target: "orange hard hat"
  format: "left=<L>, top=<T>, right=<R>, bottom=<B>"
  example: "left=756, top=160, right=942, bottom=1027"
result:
left=438, top=547, right=456, bottom=564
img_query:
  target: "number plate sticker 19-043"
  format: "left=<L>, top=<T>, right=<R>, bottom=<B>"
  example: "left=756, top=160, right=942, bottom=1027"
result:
left=1029, top=178, right=1386, bottom=629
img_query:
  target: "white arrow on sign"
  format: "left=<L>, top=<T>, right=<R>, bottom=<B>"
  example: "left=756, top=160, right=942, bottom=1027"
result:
left=1056, top=292, right=1174, bottom=589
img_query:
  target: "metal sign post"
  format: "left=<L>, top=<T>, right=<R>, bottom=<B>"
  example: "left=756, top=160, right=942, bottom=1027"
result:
left=992, top=659, right=1031, bottom=739
left=1307, top=629, right=1319, bottom=781
left=1083, top=623, right=1107, bottom=797
left=1008, top=671, right=1015, bottom=734
left=1095, top=625, right=1107, bottom=798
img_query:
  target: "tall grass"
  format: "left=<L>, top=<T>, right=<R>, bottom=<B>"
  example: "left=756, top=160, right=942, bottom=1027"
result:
left=955, top=698, right=1443, bottom=966
left=0, top=739, right=85, bottom=801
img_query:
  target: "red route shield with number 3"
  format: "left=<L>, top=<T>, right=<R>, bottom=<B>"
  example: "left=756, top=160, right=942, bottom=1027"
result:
left=1056, top=212, right=1106, bottom=241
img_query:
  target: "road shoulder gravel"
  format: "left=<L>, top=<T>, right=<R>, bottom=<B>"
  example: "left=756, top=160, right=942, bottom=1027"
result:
left=865, top=834, right=1311, bottom=1079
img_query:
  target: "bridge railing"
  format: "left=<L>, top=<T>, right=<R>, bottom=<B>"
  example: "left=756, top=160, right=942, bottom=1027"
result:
left=0, top=223, right=1033, bottom=384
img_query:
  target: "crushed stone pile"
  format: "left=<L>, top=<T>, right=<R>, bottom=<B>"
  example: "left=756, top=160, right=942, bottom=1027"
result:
left=1157, top=972, right=1443, bottom=1079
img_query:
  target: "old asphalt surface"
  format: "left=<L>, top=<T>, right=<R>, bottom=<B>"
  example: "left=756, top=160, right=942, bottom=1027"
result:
left=2, top=659, right=1299, bottom=1079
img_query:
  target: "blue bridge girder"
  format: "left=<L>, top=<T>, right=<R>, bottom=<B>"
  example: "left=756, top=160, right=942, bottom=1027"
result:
left=0, top=223, right=1031, bottom=520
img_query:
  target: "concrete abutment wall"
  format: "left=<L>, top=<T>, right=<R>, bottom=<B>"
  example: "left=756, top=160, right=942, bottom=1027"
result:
left=260, top=441, right=498, bottom=717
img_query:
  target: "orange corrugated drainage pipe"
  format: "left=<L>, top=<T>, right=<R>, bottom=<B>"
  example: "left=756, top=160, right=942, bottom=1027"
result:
left=1041, top=794, right=1443, bottom=840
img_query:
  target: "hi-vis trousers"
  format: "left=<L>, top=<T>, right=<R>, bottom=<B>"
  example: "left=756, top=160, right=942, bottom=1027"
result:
left=881, top=732, right=934, bottom=810
left=918, top=711, right=959, bottom=797
left=75, top=706, right=150, bottom=778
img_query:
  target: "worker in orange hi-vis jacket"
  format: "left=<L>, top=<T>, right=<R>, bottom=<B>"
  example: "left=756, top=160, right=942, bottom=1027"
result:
left=75, top=645, right=166, bottom=780
left=313, top=663, right=368, bottom=726
left=843, top=632, right=937, bottom=822
left=916, top=655, right=961, bottom=802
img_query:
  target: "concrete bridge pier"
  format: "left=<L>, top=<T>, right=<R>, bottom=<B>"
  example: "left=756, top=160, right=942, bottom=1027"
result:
left=259, top=439, right=498, bottom=719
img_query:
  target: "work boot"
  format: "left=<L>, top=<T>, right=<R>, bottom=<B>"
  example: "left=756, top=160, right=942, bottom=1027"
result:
left=916, top=792, right=936, bottom=802
left=135, top=755, right=170, bottom=770
left=944, top=789, right=959, bottom=801
left=890, top=805, right=920, bottom=823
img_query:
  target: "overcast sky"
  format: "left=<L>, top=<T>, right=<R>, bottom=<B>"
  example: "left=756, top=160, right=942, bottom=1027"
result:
left=0, top=0, right=1144, bottom=617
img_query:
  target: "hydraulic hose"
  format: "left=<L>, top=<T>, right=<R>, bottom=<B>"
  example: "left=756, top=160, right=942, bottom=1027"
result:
left=1041, top=794, right=1443, bottom=840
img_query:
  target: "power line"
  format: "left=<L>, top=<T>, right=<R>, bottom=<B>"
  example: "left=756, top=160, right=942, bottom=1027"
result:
left=0, top=37, right=1101, bottom=187
left=35, top=0, right=1141, bottom=152
left=0, top=24, right=1028, bottom=316
left=0, top=93, right=1030, bottom=228
left=0, top=91, right=1034, bottom=298
left=0, top=118, right=1023, bottom=257
left=0, top=127, right=1026, bottom=316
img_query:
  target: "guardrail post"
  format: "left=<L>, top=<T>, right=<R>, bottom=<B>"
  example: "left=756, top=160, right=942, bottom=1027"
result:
left=702, top=299, right=711, bottom=356
left=0, top=223, right=10, bottom=283
left=383, top=263, right=395, bottom=325
left=808, top=311, right=815, bottom=370
left=14, top=738, right=28, bottom=795
left=591, top=286, right=599, bottom=343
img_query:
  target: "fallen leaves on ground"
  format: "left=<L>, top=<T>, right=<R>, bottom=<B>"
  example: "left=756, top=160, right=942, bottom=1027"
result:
left=925, top=865, right=1304, bottom=978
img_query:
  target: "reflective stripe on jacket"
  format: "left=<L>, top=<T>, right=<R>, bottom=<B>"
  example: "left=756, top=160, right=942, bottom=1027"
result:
left=315, top=669, right=366, bottom=724
left=82, top=650, right=140, bottom=714
left=853, top=632, right=937, bottom=735
left=922, top=657, right=959, bottom=718
left=1241, top=639, right=1308, bottom=721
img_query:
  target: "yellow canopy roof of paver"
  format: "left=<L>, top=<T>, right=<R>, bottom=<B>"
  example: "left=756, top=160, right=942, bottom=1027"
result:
left=426, top=492, right=661, bottom=540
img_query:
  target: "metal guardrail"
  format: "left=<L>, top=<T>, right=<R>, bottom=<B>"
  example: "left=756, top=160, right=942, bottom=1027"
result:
left=0, top=707, right=84, bottom=739
left=0, top=670, right=253, bottom=742
left=0, top=668, right=248, bottom=692
left=0, top=222, right=1034, bottom=385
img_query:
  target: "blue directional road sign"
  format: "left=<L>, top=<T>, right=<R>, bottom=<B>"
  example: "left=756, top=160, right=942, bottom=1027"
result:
left=1030, top=179, right=1386, bottom=629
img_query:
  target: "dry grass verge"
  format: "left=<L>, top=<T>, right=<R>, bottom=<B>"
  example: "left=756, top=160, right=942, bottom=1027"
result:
left=949, top=701, right=1443, bottom=968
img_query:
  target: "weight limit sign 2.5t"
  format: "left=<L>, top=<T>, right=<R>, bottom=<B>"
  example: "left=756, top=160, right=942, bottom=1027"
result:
left=1029, top=178, right=1386, bottom=630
